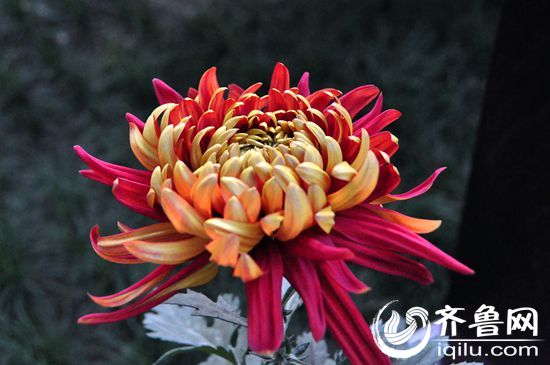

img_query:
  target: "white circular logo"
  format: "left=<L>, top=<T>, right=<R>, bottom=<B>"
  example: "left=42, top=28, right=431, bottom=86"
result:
left=372, top=300, right=431, bottom=359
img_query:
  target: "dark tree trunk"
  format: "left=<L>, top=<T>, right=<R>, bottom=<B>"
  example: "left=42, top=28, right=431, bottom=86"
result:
left=448, top=1, right=550, bottom=364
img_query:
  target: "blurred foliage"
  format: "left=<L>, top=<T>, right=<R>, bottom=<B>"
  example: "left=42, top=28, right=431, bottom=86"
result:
left=0, top=0, right=500, bottom=363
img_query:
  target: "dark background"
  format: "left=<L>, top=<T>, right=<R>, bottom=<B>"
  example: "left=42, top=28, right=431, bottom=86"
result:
left=0, top=0, right=509, bottom=364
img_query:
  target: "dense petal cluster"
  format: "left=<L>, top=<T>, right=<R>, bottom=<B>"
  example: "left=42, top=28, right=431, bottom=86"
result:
left=75, top=63, right=473, bottom=364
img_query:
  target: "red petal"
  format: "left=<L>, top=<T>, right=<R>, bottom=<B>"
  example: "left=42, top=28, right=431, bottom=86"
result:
left=334, top=212, right=474, bottom=275
left=112, top=178, right=166, bottom=221
left=332, top=234, right=433, bottom=284
left=79, top=169, right=112, bottom=185
left=152, top=78, right=183, bottom=104
left=282, top=231, right=353, bottom=261
left=318, top=259, right=368, bottom=294
left=270, top=62, right=290, bottom=91
left=88, top=265, right=174, bottom=307
left=375, top=167, right=446, bottom=204
left=228, top=83, right=244, bottom=100
left=241, top=82, right=263, bottom=96
left=353, top=92, right=384, bottom=131
left=268, top=88, right=287, bottom=112
left=283, top=256, right=326, bottom=340
left=320, top=275, right=391, bottom=365
left=246, top=244, right=284, bottom=354
left=78, top=253, right=211, bottom=324
left=187, top=87, right=198, bottom=99
left=362, top=109, right=402, bottom=135
left=90, top=226, right=144, bottom=264
left=125, top=113, right=145, bottom=131
left=74, top=145, right=150, bottom=185
left=339, top=85, right=380, bottom=119
left=307, top=89, right=342, bottom=110
left=370, top=131, right=399, bottom=156
left=367, top=161, right=401, bottom=202
left=198, top=67, right=220, bottom=110
left=297, top=72, right=310, bottom=96
left=197, top=110, right=219, bottom=130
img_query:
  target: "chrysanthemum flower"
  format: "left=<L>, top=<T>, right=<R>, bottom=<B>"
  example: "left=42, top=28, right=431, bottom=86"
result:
left=75, top=63, right=473, bottom=364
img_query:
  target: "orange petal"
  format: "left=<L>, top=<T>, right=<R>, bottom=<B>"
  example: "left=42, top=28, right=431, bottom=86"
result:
left=261, top=177, right=284, bottom=213
left=239, top=187, right=261, bottom=222
left=159, top=188, right=207, bottom=237
left=206, top=234, right=240, bottom=267
left=204, top=218, right=264, bottom=248
left=224, top=196, right=249, bottom=222
left=88, top=266, right=173, bottom=308
left=190, top=173, right=218, bottom=218
left=233, top=253, right=263, bottom=282
left=368, top=205, right=442, bottom=234
left=173, top=160, right=197, bottom=201
left=260, top=211, right=284, bottom=236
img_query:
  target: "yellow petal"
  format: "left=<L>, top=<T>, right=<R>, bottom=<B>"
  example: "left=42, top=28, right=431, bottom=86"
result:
left=239, top=166, right=258, bottom=187
left=129, top=123, right=159, bottom=170
left=351, top=129, right=371, bottom=170
left=295, top=162, right=331, bottom=191
left=324, top=136, right=343, bottom=173
left=303, top=145, right=324, bottom=168
left=272, top=165, right=299, bottom=192
left=204, top=218, right=264, bottom=248
left=253, top=161, right=273, bottom=183
left=159, top=188, right=207, bottom=238
left=98, top=222, right=177, bottom=248
left=190, top=126, right=214, bottom=169
left=274, top=183, right=313, bottom=241
left=220, top=156, right=242, bottom=177
left=306, top=121, right=327, bottom=150
left=315, top=206, right=335, bottom=234
left=330, top=102, right=353, bottom=134
left=220, top=176, right=250, bottom=200
left=307, top=184, right=327, bottom=212
left=328, top=150, right=379, bottom=211
left=124, top=236, right=207, bottom=265
left=200, top=144, right=221, bottom=166
left=158, top=262, right=218, bottom=296
left=331, top=161, right=357, bottom=181
left=158, top=125, right=177, bottom=168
